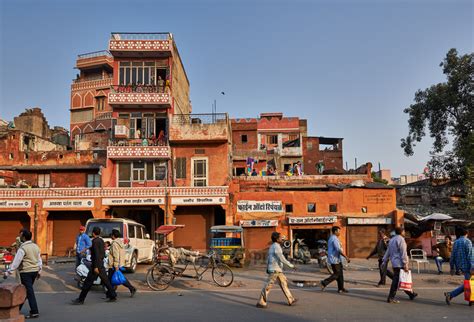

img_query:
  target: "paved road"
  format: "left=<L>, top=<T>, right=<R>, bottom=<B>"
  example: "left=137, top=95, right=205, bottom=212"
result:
left=3, top=259, right=472, bottom=321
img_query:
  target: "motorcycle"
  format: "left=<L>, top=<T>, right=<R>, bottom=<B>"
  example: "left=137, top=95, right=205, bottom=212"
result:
left=315, top=239, right=332, bottom=274
left=75, top=255, right=109, bottom=289
left=292, top=238, right=311, bottom=264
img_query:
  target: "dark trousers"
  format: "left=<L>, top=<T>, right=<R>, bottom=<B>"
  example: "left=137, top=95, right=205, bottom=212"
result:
left=107, top=268, right=135, bottom=293
left=78, top=266, right=117, bottom=302
left=388, top=267, right=414, bottom=300
left=75, top=253, right=84, bottom=268
left=322, top=263, right=344, bottom=291
left=378, top=258, right=394, bottom=284
left=19, top=271, right=39, bottom=314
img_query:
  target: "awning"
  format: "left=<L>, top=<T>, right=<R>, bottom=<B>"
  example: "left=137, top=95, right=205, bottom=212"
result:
left=419, top=213, right=452, bottom=221
left=154, top=225, right=185, bottom=236
left=210, top=225, right=243, bottom=233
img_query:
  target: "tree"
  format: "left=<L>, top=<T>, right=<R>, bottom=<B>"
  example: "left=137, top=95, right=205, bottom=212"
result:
left=401, top=49, right=473, bottom=181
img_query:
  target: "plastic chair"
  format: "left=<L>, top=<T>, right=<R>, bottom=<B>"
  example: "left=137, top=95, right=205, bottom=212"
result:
left=409, top=249, right=430, bottom=273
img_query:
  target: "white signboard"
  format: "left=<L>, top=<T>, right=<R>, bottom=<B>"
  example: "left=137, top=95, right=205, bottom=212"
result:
left=102, top=197, right=164, bottom=206
left=240, top=220, right=279, bottom=227
left=43, top=199, right=94, bottom=208
left=288, top=216, right=337, bottom=225
left=237, top=200, right=283, bottom=213
left=0, top=200, right=31, bottom=208
left=171, top=197, right=226, bottom=205
left=347, top=217, right=392, bottom=225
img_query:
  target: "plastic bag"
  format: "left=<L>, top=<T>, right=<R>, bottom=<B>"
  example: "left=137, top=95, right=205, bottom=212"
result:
left=111, top=269, right=127, bottom=286
left=464, top=277, right=474, bottom=302
left=398, top=270, right=413, bottom=292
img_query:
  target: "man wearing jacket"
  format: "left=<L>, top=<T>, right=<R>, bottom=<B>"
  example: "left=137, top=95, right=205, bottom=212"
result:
left=256, top=232, right=297, bottom=308
left=4, top=229, right=42, bottom=319
left=71, top=226, right=117, bottom=304
left=382, top=227, right=418, bottom=303
left=367, top=229, right=394, bottom=286
left=108, top=229, right=136, bottom=297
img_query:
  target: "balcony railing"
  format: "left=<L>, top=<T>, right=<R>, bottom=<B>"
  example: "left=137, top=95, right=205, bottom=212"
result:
left=109, top=138, right=168, bottom=147
left=110, top=84, right=168, bottom=94
left=77, top=50, right=112, bottom=59
left=110, top=32, right=172, bottom=40
left=107, top=145, right=171, bottom=160
left=109, top=33, right=172, bottom=54
left=71, top=77, right=113, bottom=91
left=169, top=114, right=229, bottom=142
left=171, top=113, right=227, bottom=125
left=108, top=85, right=171, bottom=106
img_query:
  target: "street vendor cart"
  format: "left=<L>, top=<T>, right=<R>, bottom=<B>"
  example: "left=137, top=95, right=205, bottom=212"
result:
left=210, top=225, right=244, bottom=267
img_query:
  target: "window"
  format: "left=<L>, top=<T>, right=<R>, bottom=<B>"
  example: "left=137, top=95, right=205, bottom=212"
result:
left=176, top=158, right=186, bottom=179
left=285, top=204, right=293, bottom=213
left=119, top=61, right=157, bottom=85
left=307, top=203, right=316, bottom=213
left=241, top=135, right=248, bottom=143
left=329, top=204, right=338, bottom=212
left=132, top=162, right=145, bottom=181
left=96, top=96, right=106, bottom=111
left=87, top=174, right=101, bottom=188
left=268, top=135, right=278, bottom=145
left=155, top=162, right=167, bottom=180
left=38, top=174, right=50, bottom=188
left=192, top=158, right=208, bottom=187
left=289, top=134, right=299, bottom=141
left=136, top=226, right=143, bottom=239
left=119, top=161, right=166, bottom=186
left=118, top=162, right=131, bottom=187
left=128, top=225, right=135, bottom=238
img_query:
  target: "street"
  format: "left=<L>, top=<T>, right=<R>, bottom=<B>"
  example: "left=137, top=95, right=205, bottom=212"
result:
left=3, top=259, right=472, bottom=321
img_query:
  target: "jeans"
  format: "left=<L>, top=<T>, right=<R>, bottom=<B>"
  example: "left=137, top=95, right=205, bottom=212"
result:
left=78, top=266, right=117, bottom=302
left=388, top=267, right=415, bottom=300
left=107, top=268, right=135, bottom=293
left=434, top=256, right=448, bottom=272
left=449, top=272, right=471, bottom=298
left=76, top=253, right=84, bottom=268
left=322, top=263, right=344, bottom=291
left=19, top=271, right=39, bottom=315
left=257, top=272, right=295, bottom=306
left=378, top=258, right=394, bottom=284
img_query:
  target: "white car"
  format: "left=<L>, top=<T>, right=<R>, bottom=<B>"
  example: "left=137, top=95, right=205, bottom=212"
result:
left=85, top=218, right=155, bottom=272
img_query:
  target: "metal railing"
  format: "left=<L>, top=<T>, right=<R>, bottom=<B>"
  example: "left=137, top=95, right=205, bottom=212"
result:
left=73, top=75, right=112, bottom=83
left=110, top=32, right=172, bottom=41
left=109, top=137, right=169, bottom=147
left=77, top=50, right=112, bottom=59
left=172, top=113, right=228, bottom=125
left=111, top=85, right=169, bottom=94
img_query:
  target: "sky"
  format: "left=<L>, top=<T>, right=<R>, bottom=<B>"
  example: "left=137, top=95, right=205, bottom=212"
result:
left=0, top=0, right=472, bottom=177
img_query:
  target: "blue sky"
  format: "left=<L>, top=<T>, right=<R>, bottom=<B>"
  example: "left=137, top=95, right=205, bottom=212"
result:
left=0, top=0, right=472, bottom=177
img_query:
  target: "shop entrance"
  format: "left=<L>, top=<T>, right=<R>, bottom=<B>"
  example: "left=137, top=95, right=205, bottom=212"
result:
left=111, top=207, right=164, bottom=240
left=292, top=228, right=331, bottom=256
left=47, top=211, right=92, bottom=256
left=348, top=225, right=379, bottom=258
left=0, top=212, right=30, bottom=247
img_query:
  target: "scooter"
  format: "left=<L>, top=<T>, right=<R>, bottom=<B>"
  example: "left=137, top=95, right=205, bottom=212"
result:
left=293, top=238, right=311, bottom=264
left=75, top=255, right=109, bottom=289
left=315, top=239, right=332, bottom=274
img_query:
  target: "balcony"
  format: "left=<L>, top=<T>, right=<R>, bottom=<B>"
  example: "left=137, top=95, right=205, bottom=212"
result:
left=273, top=146, right=303, bottom=157
left=109, top=33, right=173, bottom=58
left=233, top=149, right=267, bottom=160
left=107, top=140, right=171, bottom=160
left=71, top=77, right=113, bottom=91
left=108, top=85, right=171, bottom=108
left=169, top=114, right=229, bottom=142
left=76, top=50, right=113, bottom=70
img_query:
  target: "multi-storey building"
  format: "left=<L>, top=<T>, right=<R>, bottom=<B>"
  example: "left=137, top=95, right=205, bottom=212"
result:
left=0, top=32, right=403, bottom=259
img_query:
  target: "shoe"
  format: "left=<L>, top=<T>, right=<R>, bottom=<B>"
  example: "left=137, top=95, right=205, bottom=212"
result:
left=387, top=298, right=400, bottom=304
left=444, top=292, right=451, bottom=305
left=409, top=292, right=418, bottom=300
left=289, top=298, right=298, bottom=306
left=71, top=298, right=84, bottom=305
left=438, top=271, right=443, bottom=275
left=319, top=281, right=326, bottom=292
left=25, top=314, right=39, bottom=319
left=338, top=289, right=349, bottom=294
left=256, top=303, right=267, bottom=309
left=377, top=282, right=385, bottom=287
left=105, top=297, right=117, bottom=303
left=130, top=288, right=137, bottom=298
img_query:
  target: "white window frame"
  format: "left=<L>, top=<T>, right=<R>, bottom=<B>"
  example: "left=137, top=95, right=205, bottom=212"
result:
left=191, top=157, right=208, bottom=187
left=38, top=173, right=50, bottom=188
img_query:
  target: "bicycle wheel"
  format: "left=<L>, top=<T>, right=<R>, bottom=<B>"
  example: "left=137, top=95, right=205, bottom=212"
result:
left=146, top=265, right=175, bottom=291
left=212, top=263, right=234, bottom=287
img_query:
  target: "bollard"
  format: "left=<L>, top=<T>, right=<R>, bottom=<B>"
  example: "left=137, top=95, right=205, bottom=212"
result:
left=0, top=283, right=27, bottom=322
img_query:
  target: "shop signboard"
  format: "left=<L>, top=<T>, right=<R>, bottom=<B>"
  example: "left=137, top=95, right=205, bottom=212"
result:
left=237, top=200, right=283, bottom=213
left=288, top=216, right=337, bottom=225
left=347, top=217, right=392, bottom=225
left=43, top=199, right=94, bottom=208
left=102, top=197, right=164, bottom=206
left=240, top=220, right=279, bottom=227
left=0, top=200, right=31, bottom=208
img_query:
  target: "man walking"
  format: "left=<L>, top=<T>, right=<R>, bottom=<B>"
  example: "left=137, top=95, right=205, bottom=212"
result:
left=71, top=226, right=117, bottom=304
left=75, top=225, right=91, bottom=268
left=382, top=227, right=418, bottom=303
left=320, top=226, right=350, bottom=293
left=108, top=229, right=136, bottom=297
left=432, top=236, right=452, bottom=275
left=256, top=232, right=297, bottom=308
left=367, top=229, right=394, bottom=286
left=444, top=227, right=473, bottom=305
left=4, top=229, right=42, bottom=319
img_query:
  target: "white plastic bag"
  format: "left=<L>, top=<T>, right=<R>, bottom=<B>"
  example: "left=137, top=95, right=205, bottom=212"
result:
left=399, top=269, right=413, bottom=292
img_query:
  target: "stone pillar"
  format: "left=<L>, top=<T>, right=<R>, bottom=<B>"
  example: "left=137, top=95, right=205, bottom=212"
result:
left=27, top=209, right=48, bottom=255
left=0, top=283, right=27, bottom=322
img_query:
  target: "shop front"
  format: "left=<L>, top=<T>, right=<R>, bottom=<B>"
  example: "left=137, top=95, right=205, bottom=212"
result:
left=346, top=217, right=393, bottom=258
left=240, top=219, right=278, bottom=261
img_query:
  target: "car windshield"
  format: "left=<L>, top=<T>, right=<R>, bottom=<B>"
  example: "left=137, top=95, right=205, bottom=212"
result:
left=86, top=222, right=123, bottom=238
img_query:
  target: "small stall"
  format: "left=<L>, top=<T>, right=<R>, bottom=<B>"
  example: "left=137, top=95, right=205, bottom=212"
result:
left=210, top=225, right=244, bottom=267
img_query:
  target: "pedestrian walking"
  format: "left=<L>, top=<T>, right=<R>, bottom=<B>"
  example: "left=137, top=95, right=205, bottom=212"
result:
left=4, top=229, right=42, bottom=319
left=71, top=226, right=117, bottom=305
left=256, top=232, right=298, bottom=308
left=444, top=226, right=473, bottom=305
left=75, top=225, right=92, bottom=268
left=108, top=229, right=136, bottom=297
left=432, top=236, right=452, bottom=275
left=367, top=229, right=394, bottom=286
left=382, top=227, right=418, bottom=303
left=320, top=226, right=350, bottom=293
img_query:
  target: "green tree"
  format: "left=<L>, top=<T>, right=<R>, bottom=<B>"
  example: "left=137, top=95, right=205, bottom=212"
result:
left=401, top=49, right=473, bottom=181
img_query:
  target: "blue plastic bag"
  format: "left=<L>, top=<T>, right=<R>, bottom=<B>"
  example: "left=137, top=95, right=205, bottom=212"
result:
left=111, top=269, right=127, bottom=286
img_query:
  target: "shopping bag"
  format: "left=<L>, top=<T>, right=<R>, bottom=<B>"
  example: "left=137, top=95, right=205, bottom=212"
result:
left=111, top=269, right=127, bottom=286
left=464, top=277, right=474, bottom=302
left=398, top=269, right=413, bottom=292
